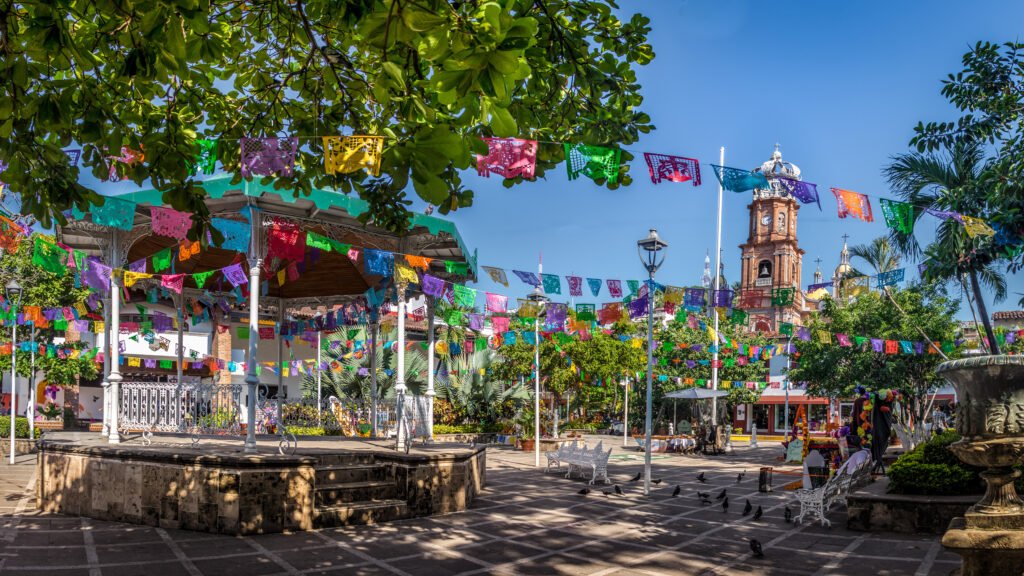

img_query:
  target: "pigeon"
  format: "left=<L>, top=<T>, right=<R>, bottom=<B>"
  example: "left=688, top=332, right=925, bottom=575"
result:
left=602, top=490, right=613, bottom=496
left=738, top=470, right=746, bottom=480
left=749, top=538, right=764, bottom=558
left=736, top=473, right=743, bottom=484
left=614, top=484, right=623, bottom=495
left=700, top=497, right=712, bottom=505
left=715, top=489, right=727, bottom=501
left=578, top=488, right=591, bottom=495
left=722, top=497, right=729, bottom=512
left=784, top=506, right=793, bottom=523
left=697, top=491, right=709, bottom=499
left=753, top=506, right=763, bottom=521
left=628, top=472, right=642, bottom=482
left=652, top=479, right=663, bottom=485
left=671, top=485, right=681, bottom=497
left=696, top=472, right=707, bottom=483
left=742, top=500, right=752, bottom=516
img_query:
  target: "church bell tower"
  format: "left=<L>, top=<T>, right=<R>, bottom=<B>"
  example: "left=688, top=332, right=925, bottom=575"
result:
left=737, top=145, right=806, bottom=332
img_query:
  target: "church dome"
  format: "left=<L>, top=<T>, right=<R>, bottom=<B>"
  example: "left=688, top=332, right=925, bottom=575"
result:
left=752, top=144, right=801, bottom=199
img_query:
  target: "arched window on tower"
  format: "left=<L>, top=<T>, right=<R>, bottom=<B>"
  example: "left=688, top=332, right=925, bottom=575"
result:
left=757, top=259, right=772, bottom=279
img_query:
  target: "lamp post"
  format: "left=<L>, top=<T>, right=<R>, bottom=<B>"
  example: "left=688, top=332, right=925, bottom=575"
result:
left=637, top=229, right=668, bottom=497
left=6, top=279, right=22, bottom=465
left=526, top=286, right=549, bottom=467
left=622, top=377, right=629, bottom=447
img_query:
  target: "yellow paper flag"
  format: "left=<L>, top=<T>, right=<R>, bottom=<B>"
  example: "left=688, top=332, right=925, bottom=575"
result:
left=323, top=136, right=385, bottom=176
left=962, top=216, right=995, bottom=238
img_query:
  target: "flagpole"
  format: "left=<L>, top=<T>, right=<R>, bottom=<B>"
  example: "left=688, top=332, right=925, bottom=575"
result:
left=711, top=146, right=724, bottom=427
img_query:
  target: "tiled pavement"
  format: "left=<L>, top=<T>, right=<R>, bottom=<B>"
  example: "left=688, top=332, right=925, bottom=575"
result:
left=0, top=438, right=961, bottom=575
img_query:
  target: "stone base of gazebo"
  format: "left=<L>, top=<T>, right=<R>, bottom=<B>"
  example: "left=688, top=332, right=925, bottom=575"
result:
left=36, top=432, right=485, bottom=535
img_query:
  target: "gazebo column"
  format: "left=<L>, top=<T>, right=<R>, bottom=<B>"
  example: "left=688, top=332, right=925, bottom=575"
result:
left=175, top=293, right=184, bottom=430
left=276, top=305, right=285, bottom=432
left=244, top=206, right=265, bottom=454
left=425, top=296, right=436, bottom=440
left=369, top=311, right=379, bottom=438
left=107, top=230, right=122, bottom=445
left=100, top=284, right=112, bottom=438
left=395, top=283, right=407, bottom=447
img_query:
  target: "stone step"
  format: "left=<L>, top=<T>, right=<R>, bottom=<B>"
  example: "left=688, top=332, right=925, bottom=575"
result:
left=315, top=499, right=411, bottom=528
left=315, top=464, right=389, bottom=485
left=316, top=452, right=378, bottom=467
left=316, top=480, right=398, bottom=506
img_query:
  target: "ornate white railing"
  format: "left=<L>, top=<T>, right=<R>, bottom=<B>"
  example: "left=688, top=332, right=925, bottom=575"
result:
left=118, top=380, right=243, bottom=444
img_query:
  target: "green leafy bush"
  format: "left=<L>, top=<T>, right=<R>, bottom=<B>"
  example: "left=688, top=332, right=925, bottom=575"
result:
left=0, top=416, right=42, bottom=439
left=434, top=424, right=482, bottom=435
left=565, top=420, right=599, bottom=432
left=889, top=431, right=984, bottom=495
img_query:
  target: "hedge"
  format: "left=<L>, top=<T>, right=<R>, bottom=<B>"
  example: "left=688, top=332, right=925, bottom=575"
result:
left=888, top=430, right=983, bottom=496
left=0, top=416, right=42, bottom=439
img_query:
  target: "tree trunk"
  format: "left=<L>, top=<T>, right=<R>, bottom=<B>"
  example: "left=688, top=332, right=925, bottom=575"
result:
left=969, top=268, right=1001, bottom=355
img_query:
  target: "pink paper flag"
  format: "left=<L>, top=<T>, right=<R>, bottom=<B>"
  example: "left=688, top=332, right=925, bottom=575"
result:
left=567, top=276, right=583, bottom=297
left=607, top=279, right=623, bottom=298
left=836, top=333, right=852, bottom=347
left=485, top=292, right=507, bottom=313
left=161, top=274, right=185, bottom=294
left=347, top=248, right=359, bottom=263
left=491, top=316, right=510, bottom=334
left=150, top=206, right=192, bottom=240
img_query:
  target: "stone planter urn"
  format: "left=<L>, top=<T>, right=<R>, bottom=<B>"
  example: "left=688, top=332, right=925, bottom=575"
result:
left=937, top=355, right=1024, bottom=576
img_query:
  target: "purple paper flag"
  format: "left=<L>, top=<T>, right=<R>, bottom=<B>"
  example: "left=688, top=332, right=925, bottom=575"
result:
left=422, top=274, right=444, bottom=297
left=797, top=326, right=811, bottom=341
left=685, top=288, right=705, bottom=307
left=222, top=263, right=248, bottom=287
left=512, top=270, right=541, bottom=287
left=129, top=258, right=147, bottom=273
left=913, top=341, right=924, bottom=355
left=546, top=303, right=568, bottom=326
left=1007, top=331, right=1017, bottom=344
left=627, top=295, right=648, bottom=319
left=711, top=289, right=733, bottom=308
left=468, top=313, right=484, bottom=331
left=778, top=177, right=822, bottom=209
left=83, top=258, right=112, bottom=293
left=871, top=338, right=884, bottom=353
left=240, top=137, right=298, bottom=178
left=925, top=208, right=963, bottom=223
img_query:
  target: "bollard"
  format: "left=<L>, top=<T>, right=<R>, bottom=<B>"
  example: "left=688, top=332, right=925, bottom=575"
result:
left=758, top=466, right=773, bottom=492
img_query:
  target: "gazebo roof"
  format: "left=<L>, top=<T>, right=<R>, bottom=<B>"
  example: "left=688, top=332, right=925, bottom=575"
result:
left=58, top=176, right=476, bottom=307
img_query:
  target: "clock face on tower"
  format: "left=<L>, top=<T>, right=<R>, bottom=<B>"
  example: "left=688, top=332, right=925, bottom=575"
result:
left=760, top=213, right=771, bottom=226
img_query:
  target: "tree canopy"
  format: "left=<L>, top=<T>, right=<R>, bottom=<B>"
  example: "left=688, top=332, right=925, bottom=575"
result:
left=908, top=41, right=1024, bottom=286
left=787, top=284, right=959, bottom=424
left=0, top=0, right=654, bottom=232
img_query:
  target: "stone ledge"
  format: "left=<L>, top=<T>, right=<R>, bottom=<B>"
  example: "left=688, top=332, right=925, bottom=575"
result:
left=847, top=476, right=977, bottom=534
left=39, top=438, right=318, bottom=469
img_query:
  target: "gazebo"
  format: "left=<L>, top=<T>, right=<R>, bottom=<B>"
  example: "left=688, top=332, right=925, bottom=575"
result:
left=57, top=176, right=476, bottom=452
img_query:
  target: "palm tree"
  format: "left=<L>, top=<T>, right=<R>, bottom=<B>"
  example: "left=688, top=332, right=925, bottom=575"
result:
left=435, top=348, right=530, bottom=423
left=301, top=330, right=428, bottom=403
left=846, top=237, right=901, bottom=277
left=884, top=141, right=1007, bottom=354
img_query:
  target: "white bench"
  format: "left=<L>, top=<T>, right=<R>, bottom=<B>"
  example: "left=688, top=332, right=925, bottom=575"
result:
left=565, top=441, right=613, bottom=485
left=793, top=451, right=871, bottom=527
left=545, top=440, right=580, bottom=473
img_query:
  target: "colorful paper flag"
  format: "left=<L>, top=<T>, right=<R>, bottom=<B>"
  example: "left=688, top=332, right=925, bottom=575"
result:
left=482, top=266, right=509, bottom=287
left=643, top=153, right=701, bottom=185
left=323, top=135, right=385, bottom=176
left=564, top=143, right=621, bottom=184
left=477, top=138, right=537, bottom=180
left=778, top=177, right=821, bottom=209
left=710, top=165, right=770, bottom=193
left=879, top=198, right=914, bottom=234
left=240, top=137, right=298, bottom=178
left=831, top=188, right=874, bottom=222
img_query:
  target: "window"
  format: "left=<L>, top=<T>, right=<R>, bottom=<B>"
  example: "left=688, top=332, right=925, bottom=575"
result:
left=774, top=405, right=796, bottom=432
left=757, top=260, right=772, bottom=279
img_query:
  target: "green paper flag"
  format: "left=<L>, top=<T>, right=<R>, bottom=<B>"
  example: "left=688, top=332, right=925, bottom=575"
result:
left=564, top=143, right=622, bottom=184
left=452, top=284, right=476, bottom=307
left=306, top=232, right=333, bottom=251
left=445, top=261, right=468, bottom=275
left=779, top=322, right=793, bottom=336
left=152, top=248, right=172, bottom=273
left=879, top=198, right=914, bottom=235
left=193, top=270, right=216, bottom=289
left=854, top=336, right=868, bottom=347
left=54, top=319, right=68, bottom=331
left=730, top=309, right=747, bottom=325
left=159, top=360, right=172, bottom=369
left=445, top=309, right=464, bottom=326
left=191, top=139, right=218, bottom=175
left=675, top=310, right=688, bottom=323
left=576, top=304, right=596, bottom=321
left=771, top=287, right=795, bottom=306
left=626, top=280, right=640, bottom=295
left=32, top=237, right=67, bottom=275
left=237, top=327, right=250, bottom=340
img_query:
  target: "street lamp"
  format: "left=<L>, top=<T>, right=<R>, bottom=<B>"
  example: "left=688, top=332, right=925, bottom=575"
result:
left=526, top=286, right=549, bottom=467
left=6, top=279, right=21, bottom=465
left=637, top=229, right=667, bottom=496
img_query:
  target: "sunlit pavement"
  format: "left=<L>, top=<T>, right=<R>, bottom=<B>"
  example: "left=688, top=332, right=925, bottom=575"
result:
left=0, top=437, right=959, bottom=575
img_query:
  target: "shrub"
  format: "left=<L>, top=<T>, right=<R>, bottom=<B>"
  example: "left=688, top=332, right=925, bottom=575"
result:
left=434, top=423, right=481, bottom=434
left=288, top=426, right=326, bottom=436
left=889, top=431, right=984, bottom=495
left=0, top=416, right=42, bottom=439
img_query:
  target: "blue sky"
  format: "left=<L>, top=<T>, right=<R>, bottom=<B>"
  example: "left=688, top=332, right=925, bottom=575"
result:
left=447, top=0, right=1024, bottom=319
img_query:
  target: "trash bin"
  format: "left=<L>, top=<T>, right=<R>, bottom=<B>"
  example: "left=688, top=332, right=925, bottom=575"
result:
left=758, top=467, right=773, bottom=492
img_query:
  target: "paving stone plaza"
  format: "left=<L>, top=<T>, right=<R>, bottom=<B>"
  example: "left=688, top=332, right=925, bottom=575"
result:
left=0, top=439, right=960, bottom=575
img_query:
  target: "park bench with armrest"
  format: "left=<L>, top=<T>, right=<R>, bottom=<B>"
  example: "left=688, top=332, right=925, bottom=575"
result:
left=793, top=451, right=872, bottom=527
left=564, top=440, right=613, bottom=485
